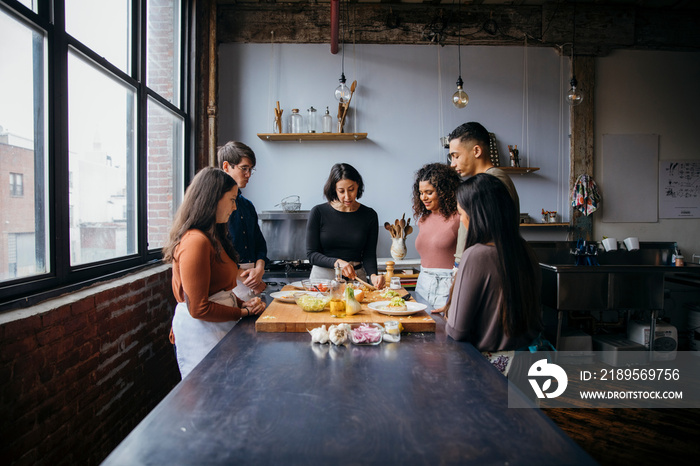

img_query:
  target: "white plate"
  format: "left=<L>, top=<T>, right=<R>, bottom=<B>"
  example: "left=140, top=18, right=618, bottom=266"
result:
left=368, top=301, right=428, bottom=316
left=269, top=290, right=304, bottom=303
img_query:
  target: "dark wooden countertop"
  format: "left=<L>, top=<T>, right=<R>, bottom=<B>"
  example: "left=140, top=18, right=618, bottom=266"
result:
left=103, top=297, right=596, bottom=465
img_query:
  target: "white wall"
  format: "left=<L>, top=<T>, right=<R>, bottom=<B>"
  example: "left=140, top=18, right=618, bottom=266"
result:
left=217, top=43, right=573, bottom=260
left=594, top=50, right=700, bottom=261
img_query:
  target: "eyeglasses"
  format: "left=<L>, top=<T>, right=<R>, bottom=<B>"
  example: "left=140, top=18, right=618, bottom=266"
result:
left=236, top=165, right=256, bottom=174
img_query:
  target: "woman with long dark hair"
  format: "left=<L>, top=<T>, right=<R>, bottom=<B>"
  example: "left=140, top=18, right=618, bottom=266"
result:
left=163, top=167, right=265, bottom=379
left=446, top=174, right=541, bottom=372
left=411, top=163, right=461, bottom=306
left=306, top=163, right=385, bottom=288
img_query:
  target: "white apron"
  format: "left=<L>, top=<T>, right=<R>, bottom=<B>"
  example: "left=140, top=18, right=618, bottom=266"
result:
left=415, top=266, right=454, bottom=307
left=172, top=290, right=239, bottom=379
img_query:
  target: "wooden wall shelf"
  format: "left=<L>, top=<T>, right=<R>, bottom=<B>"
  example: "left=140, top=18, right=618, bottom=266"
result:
left=257, top=133, right=367, bottom=141
left=500, top=167, right=540, bottom=174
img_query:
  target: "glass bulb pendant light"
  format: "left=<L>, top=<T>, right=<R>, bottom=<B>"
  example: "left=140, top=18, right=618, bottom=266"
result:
left=453, top=76, right=469, bottom=108
left=566, top=7, right=584, bottom=107
left=566, top=77, right=584, bottom=106
left=452, top=0, right=468, bottom=109
left=334, top=0, right=351, bottom=102
left=335, top=72, right=351, bottom=102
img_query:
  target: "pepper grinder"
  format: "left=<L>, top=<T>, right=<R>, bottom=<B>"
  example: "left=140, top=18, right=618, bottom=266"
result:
left=385, top=261, right=395, bottom=285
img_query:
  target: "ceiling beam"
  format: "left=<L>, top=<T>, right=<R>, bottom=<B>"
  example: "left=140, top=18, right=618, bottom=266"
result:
left=217, top=3, right=700, bottom=55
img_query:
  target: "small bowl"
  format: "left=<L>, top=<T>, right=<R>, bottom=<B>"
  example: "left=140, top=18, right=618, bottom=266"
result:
left=349, top=323, right=385, bottom=345
left=301, top=279, right=331, bottom=293
left=295, top=292, right=331, bottom=312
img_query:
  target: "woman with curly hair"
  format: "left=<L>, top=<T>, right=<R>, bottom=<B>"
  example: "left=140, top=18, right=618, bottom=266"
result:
left=412, top=163, right=461, bottom=306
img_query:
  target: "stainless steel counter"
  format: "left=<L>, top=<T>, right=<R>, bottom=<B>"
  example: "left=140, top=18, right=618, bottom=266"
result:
left=102, top=294, right=595, bottom=465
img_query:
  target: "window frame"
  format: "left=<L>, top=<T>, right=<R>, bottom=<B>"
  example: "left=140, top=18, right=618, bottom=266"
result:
left=0, top=0, right=192, bottom=311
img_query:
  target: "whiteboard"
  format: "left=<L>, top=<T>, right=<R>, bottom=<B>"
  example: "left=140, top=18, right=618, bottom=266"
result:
left=602, top=134, right=659, bottom=223
left=659, top=161, right=700, bottom=218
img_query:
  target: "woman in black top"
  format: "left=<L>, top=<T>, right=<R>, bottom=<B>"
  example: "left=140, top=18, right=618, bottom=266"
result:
left=306, top=163, right=385, bottom=288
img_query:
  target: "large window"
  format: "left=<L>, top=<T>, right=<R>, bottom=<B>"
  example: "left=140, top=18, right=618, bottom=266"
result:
left=0, top=7, right=49, bottom=283
left=0, top=0, right=189, bottom=309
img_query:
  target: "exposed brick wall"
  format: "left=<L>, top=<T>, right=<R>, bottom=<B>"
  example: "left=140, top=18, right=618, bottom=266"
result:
left=0, top=264, right=180, bottom=465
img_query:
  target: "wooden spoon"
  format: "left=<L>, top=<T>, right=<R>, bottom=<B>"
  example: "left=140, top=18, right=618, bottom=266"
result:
left=354, top=276, right=377, bottom=291
left=384, top=222, right=394, bottom=237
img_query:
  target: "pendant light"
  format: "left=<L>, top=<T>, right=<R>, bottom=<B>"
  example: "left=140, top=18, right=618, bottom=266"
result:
left=566, top=46, right=584, bottom=106
left=335, top=0, right=351, bottom=102
left=566, top=6, right=584, bottom=107
left=452, top=0, right=468, bottom=109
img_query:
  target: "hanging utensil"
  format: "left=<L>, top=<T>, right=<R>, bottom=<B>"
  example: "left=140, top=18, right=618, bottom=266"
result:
left=384, top=222, right=394, bottom=238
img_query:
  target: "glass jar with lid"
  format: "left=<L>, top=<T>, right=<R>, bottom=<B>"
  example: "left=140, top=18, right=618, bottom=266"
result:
left=290, top=109, right=303, bottom=134
left=307, top=106, right=317, bottom=133
left=322, top=107, right=333, bottom=133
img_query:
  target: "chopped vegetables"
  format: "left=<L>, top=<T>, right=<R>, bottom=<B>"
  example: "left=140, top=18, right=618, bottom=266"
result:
left=296, top=293, right=330, bottom=312
left=350, top=324, right=383, bottom=344
left=388, top=297, right=406, bottom=308
left=381, top=289, right=400, bottom=298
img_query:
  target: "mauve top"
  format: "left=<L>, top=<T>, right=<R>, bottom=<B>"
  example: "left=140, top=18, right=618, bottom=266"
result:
left=415, top=212, right=460, bottom=269
left=446, top=243, right=539, bottom=351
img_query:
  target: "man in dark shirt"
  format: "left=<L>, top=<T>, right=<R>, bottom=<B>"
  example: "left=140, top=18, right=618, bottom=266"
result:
left=218, top=141, right=268, bottom=295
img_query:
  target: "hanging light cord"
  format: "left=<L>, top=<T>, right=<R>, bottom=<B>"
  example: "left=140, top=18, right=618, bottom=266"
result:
left=341, top=0, right=346, bottom=77
left=267, top=31, right=275, bottom=132
left=437, top=45, right=444, bottom=153
left=457, top=0, right=462, bottom=79
left=521, top=34, right=529, bottom=168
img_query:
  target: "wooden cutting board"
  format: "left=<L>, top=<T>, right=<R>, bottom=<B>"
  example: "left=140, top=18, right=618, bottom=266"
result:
left=255, top=286, right=436, bottom=333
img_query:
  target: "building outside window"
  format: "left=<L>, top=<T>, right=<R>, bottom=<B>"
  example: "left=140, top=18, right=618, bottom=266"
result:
left=0, top=0, right=189, bottom=307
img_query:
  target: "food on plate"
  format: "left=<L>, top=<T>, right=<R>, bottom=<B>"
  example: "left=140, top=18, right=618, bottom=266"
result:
left=296, top=293, right=331, bottom=312
left=350, top=323, right=383, bottom=344
left=344, top=286, right=363, bottom=316
left=385, top=296, right=407, bottom=313
left=308, top=325, right=329, bottom=344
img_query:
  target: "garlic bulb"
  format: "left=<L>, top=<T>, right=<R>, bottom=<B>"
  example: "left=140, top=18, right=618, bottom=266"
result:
left=328, top=324, right=349, bottom=346
left=308, top=325, right=329, bottom=344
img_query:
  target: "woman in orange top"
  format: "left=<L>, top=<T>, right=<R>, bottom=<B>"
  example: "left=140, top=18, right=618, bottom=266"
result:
left=163, top=167, right=265, bottom=379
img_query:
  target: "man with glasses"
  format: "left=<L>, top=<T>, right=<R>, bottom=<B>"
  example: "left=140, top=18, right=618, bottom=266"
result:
left=218, top=141, right=268, bottom=295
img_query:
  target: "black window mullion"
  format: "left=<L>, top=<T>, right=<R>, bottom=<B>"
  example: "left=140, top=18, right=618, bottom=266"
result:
left=137, top=0, right=148, bottom=257
left=51, top=0, right=70, bottom=284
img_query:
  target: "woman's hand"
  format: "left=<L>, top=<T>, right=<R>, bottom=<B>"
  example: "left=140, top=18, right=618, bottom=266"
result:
left=370, top=274, right=385, bottom=289
left=240, top=264, right=266, bottom=290
left=242, top=297, right=265, bottom=316
left=335, top=259, right=357, bottom=280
